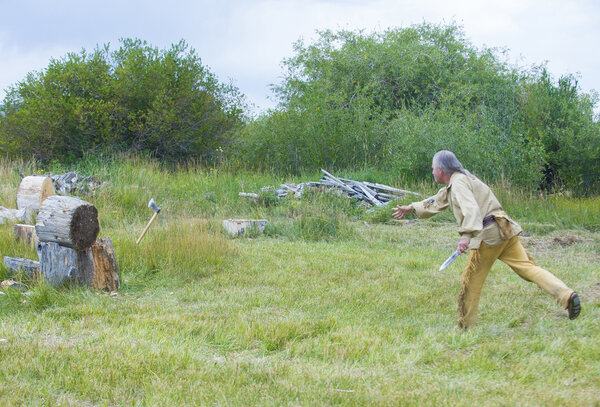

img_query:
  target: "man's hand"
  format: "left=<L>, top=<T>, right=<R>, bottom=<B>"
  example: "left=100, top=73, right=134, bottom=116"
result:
left=392, top=205, right=412, bottom=219
left=457, top=237, right=470, bottom=254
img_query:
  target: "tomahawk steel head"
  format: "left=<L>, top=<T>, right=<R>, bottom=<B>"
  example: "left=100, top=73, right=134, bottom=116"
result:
left=148, top=198, right=161, bottom=213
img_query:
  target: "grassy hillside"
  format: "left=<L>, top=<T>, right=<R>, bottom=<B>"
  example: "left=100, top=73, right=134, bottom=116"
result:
left=0, top=157, right=598, bottom=406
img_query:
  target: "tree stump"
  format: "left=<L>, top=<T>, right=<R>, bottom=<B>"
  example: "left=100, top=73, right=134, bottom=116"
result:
left=36, top=241, right=94, bottom=286
left=16, top=176, right=55, bottom=214
left=91, top=237, right=120, bottom=291
left=3, top=257, right=40, bottom=279
left=6, top=238, right=119, bottom=288
left=35, top=196, right=99, bottom=250
left=13, top=224, right=37, bottom=246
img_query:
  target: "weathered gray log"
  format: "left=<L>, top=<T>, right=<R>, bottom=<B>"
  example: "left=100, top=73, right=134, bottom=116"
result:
left=281, top=184, right=298, bottom=193
left=348, top=181, right=384, bottom=207
left=36, top=195, right=99, bottom=250
left=320, top=169, right=356, bottom=194
left=3, top=257, right=40, bottom=279
left=353, top=179, right=421, bottom=197
left=375, top=192, right=399, bottom=200
left=36, top=241, right=94, bottom=286
left=16, top=176, right=55, bottom=213
left=0, top=206, right=27, bottom=225
left=90, top=237, right=120, bottom=291
left=13, top=224, right=37, bottom=246
left=239, top=192, right=259, bottom=199
left=222, top=219, right=268, bottom=236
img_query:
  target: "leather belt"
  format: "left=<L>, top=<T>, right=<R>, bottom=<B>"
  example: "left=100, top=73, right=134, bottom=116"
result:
left=482, top=214, right=496, bottom=228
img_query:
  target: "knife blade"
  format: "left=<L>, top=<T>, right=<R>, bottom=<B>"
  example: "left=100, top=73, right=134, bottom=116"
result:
left=439, top=250, right=461, bottom=271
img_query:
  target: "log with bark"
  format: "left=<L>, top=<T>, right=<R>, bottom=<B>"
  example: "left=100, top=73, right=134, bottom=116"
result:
left=35, top=195, right=99, bottom=250
left=13, top=224, right=37, bottom=246
left=90, top=237, right=120, bottom=291
left=3, top=257, right=40, bottom=279
left=16, top=176, right=55, bottom=214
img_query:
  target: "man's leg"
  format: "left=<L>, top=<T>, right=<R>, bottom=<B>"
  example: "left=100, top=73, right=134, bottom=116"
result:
left=498, top=236, right=574, bottom=309
left=457, top=242, right=504, bottom=329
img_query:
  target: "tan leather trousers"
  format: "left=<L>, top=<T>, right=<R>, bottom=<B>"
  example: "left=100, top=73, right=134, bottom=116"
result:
left=458, top=236, right=574, bottom=329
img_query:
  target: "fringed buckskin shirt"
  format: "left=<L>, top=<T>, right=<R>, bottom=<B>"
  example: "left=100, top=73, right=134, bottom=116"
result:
left=410, top=172, right=522, bottom=249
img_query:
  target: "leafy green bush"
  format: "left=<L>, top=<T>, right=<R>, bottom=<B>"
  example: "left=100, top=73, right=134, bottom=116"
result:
left=234, top=23, right=599, bottom=193
left=0, top=39, right=246, bottom=164
left=518, top=68, right=600, bottom=193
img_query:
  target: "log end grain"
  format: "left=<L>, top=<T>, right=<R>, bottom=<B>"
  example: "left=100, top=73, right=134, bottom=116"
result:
left=71, top=204, right=100, bottom=251
left=16, top=176, right=55, bottom=211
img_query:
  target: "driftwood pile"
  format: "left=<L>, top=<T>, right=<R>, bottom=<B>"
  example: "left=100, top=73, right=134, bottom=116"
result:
left=240, top=169, right=420, bottom=207
left=3, top=176, right=119, bottom=290
left=50, top=171, right=105, bottom=196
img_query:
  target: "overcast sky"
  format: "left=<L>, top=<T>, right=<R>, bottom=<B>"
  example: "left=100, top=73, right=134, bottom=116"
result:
left=1, top=0, right=599, bottom=116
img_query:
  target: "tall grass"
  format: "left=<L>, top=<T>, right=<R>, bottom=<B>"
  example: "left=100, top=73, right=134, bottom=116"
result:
left=493, top=178, right=600, bottom=232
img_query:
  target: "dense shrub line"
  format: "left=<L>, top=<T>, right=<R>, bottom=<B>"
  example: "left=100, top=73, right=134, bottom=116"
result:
left=0, top=39, right=245, bottom=163
left=0, top=24, right=598, bottom=194
left=235, top=24, right=599, bottom=193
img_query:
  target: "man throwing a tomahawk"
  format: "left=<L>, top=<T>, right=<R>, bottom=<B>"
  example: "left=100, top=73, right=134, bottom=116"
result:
left=393, top=150, right=581, bottom=329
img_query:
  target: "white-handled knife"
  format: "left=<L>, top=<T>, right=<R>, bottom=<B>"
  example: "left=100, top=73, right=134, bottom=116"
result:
left=439, top=250, right=461, bottom=271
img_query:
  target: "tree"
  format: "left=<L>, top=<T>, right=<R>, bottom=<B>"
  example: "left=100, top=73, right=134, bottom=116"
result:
left=236, top=23, right=598, bottom=192
left=519, top=68, right=600, bottom=192
left=0, top=39, right=245, bottom=163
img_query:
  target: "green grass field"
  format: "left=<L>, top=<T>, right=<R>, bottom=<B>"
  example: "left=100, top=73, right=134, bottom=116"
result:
left=0, top=157, right=598, bottom=406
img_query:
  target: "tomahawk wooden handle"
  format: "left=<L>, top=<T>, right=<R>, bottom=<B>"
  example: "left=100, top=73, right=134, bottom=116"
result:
left=136, top=212, right=159, bottom=244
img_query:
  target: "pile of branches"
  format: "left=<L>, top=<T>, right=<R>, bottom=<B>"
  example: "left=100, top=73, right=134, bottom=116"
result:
left=240, top=169, right=420, bottom=207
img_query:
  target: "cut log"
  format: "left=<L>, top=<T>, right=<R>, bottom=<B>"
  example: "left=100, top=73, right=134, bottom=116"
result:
left=91, top=237, right=120, bottom=291
left=222, top=219, right=268, bottom=236
left=36, top=241, right=94, bottom=286
left=13, top=224, right=37, bottom=246
left=3, top=257, right=40, bottom=279
left=35, top=195, right=99, bottom=250
left=16, top=176, right=56, bottom=213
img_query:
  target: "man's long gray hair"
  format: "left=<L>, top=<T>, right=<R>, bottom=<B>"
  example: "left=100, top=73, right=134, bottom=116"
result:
left=432, top=150, right=474, bottom=178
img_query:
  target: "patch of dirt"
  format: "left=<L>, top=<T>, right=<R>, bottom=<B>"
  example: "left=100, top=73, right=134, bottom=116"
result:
left=552, top=234, right=583, bottom=247
left=520, top=233, right=597, bottom=261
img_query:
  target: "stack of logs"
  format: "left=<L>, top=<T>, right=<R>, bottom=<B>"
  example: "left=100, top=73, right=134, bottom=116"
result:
left=3, top=176, right=119, bottom=290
